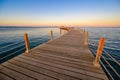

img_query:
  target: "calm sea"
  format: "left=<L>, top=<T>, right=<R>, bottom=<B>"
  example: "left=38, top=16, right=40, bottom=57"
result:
left=0, top=27, right=61, bottom=63
left=84, top=27, right=120, bottom=79
left=0, top=26, right=120, bottom=79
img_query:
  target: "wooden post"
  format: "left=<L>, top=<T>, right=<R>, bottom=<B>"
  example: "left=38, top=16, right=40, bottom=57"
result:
left=50, top=30, right=53, bottom=41
left=93, top=38, right=105, bottom=67
left=24, top=33, right=30, bottom=53
left=85, top=31, right=88, bottom=45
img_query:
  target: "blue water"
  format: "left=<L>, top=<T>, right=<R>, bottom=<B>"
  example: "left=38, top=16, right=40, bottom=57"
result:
left=0, top=27, right=120, bottom=79
left=0, top=27, right=61, bottom=63
left=84, top=27, right=120, bottom=61
left=83, top=27, right=120, bottom=80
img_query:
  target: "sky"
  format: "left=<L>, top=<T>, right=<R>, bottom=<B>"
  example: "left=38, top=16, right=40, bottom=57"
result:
left=0, top=0, right=120, bottom=27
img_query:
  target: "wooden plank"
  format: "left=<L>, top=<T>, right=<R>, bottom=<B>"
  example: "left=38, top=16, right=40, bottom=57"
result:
left=20, top=52, right=104, bottom=74
left=10, top=57, right=100, bottom=80
left=0, top=73, right=14, bottom=80
left=8, top=59, right=79, bottom=80
left=32, top=46, right=93, bottom=61
left=2, top=62, right=56, bottom=80
left=0, top=65, right=34, bottom=80
left=21, top=50, right=93, bottom=66
left=16, top=55, right=108, bottom=80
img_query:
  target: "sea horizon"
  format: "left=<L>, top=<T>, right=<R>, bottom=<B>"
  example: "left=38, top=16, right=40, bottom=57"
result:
left=0, top=26, right=120, bottom=28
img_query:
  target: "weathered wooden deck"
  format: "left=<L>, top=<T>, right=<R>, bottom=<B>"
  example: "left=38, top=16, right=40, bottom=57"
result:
left=0, top=30, right=108, bottom=80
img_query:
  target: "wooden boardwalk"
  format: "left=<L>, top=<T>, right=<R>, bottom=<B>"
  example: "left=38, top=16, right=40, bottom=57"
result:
left=0, top=30, right=108, bottom=80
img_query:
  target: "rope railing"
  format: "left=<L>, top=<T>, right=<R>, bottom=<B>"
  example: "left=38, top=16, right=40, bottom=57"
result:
left=0, top=29, right=63, bottom=64
left=90, top=40, right=120, bottom=51
left=0, top=47, right=25, bottom=60
left=105, top=40, right=120, bottom=44
left=89, top=39, right=120, bottom=65
left=0, top=39, right=41, bottom=54
left=89, top=44, right=114, bottom=80
left=0, top=35, right=49, bottom=54
left=0, top=40, right=24, bottom=50
left=101, top=55, right=120, bottom=78
left=90, top=43, right=120, bottom=67
left=89, top=46, right=114, bottom=80
left=104, top=47, right=120, bottom=51
left=0, top=43, right=25, bottom=55
left=103, top=49, right=120, bottom=66
left=80, top=30, right=119, bottom=79
left=0, top=37, right=47, bottom=62
left=100, top=60, right=114, bottom=80
left=89, top=43, right=120, bottom=79
left=0, top=36, right=23, bottom=43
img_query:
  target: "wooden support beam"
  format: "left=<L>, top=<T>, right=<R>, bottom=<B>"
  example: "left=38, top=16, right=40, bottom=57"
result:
left=93, top=38, right=105, bottom=67
left=50, top=30, right=53, bottom=41
left=24, top=33, right=30, bottom=54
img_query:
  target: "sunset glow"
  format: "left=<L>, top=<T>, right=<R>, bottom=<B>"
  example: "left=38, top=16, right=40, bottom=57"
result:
left=0, top=0, right=120, bottom=27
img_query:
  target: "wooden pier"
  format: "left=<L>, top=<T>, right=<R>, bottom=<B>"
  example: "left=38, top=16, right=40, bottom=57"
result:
left=0, top=29, right=108, bottom=80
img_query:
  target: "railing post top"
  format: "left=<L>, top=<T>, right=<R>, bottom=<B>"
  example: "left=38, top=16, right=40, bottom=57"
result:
left=93, top=37, right=106, bottom=68
left=50, top=30, right=53, bottom=41
left=23, top=33, right=30, bottom=54
left=100, top=37, right=106, bottom=40
left=84, top=31, right=89, bottom=45
left=24, top=33, right=28, bottom=36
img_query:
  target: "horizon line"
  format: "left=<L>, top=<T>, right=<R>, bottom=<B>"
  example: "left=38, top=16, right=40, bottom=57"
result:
left=0, top=25, right=120, bottom=28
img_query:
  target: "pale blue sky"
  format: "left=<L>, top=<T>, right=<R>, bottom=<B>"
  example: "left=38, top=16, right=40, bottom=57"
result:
left=0, top=0, right=120, bottom=27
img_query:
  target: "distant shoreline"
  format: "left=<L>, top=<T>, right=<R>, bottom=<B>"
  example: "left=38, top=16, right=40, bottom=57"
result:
left=0, top=26, right=120, bottom=28
left=0, top=26, right=58, bottom=28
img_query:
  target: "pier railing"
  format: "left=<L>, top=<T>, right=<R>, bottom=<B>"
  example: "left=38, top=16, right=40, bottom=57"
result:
left=89, top=39, right=120, bottom=80
left=0, top=42, right=25, bottom=63
left=82, top=29, right=120, bottom=80
left=0, top=33, right=51, bottom=63
left=0, top=28, right=67, bottom=64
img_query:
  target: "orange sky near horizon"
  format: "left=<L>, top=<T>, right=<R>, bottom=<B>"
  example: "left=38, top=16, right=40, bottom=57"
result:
left=0, top=0, right=120, bottom=27
left=0, top=17, right=120, bottom=27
